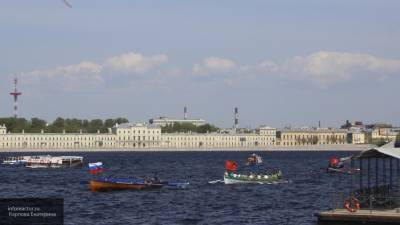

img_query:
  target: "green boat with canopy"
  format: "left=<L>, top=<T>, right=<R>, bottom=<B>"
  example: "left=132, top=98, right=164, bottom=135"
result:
left=223, top=153, right=282, bottom=184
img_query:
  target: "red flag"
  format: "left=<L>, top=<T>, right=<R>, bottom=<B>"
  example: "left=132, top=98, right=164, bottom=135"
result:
left=330, top=157, right=339, bottom=166
left=89, top=168, right=104, bottom=175
left=225, top=160, right=238, bottom=171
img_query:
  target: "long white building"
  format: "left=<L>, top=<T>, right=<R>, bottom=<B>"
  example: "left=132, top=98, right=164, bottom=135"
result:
left=0, top=123, right=276, bottom=150
left=0, top=124, right=116, bottom=149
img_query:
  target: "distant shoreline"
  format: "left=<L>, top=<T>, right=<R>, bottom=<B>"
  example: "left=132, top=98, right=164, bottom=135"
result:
left=0, top=144, right=374, bottom=153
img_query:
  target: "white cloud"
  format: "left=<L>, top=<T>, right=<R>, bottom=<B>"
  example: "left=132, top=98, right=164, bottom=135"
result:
left=156, top=67, right=183, bottom=77
left=16, top=52, right=170, bottom=90
left=190, top=52, right=400, bottom=87
left=253, top=51, right=400, bottom=87
left=258, top=60, right=278, bottom=72
left=193, top=57, right=236, bottom=75
left=20, top=61, right=103, bottom=85
left=105, top=52, right=168, bottom=74
left=14, top=51, right=400, bottom=90
left=275, top=51, right=400, bottom=85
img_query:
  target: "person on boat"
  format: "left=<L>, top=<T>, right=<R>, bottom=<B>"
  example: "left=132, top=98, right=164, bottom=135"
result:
left=328, top=156, right=344, bottom=169
left=151, top=173, right=161, bottom=183
left=144, top=177, right=152, bottom=185
left=246, top=153, right=263, bottom=167
left=247, top=154, right=256, bottom=165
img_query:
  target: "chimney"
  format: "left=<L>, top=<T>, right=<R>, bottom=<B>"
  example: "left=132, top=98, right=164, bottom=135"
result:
left=184, top=106, right=188, bottom=120
left=41, top=129, right=44, bottom=134
left=234, top=107, right=239, bottom=130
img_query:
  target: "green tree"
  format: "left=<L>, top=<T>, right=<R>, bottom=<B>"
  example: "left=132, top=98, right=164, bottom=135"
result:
left=161, top=122, right=219, bottom=133
left=115, top=118, right=129, bottom=124
left=47, top=117, right=65, bottom=133
left=64, top=118, right=82, bottom=133
left=0, top=117, right=129, bottom=133
left=29, top=118, right=47, bottom=133
left=0, top=118, right=28, bottom=133
left=196, top=124, right=219, bottom=133
left=0, top=117, right=17, bottom=132
left=87, top=119, right=103, bottom=133
left=103, top=119, right=115, bottom=133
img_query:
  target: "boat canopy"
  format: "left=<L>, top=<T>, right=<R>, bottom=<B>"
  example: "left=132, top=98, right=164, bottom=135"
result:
left=354, top=141, right=400, bottom=159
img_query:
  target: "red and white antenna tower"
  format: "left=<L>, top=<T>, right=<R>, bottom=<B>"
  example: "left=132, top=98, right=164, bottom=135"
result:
left=9, top=78, right=22, bottom=118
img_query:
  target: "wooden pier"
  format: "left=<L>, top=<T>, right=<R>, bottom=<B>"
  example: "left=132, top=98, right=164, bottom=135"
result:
left=317, top=141, right=400, bottom=225
left=318, top=208, right=400, bottom=224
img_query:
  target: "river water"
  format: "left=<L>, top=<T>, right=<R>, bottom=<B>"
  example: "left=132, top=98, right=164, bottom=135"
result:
left=0, top=151, right=356, bottom=225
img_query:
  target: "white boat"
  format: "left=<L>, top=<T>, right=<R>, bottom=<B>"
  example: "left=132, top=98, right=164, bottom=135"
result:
left=25, top=155, right=83, bottom=168
left=2, top=156, right=31, bottom=165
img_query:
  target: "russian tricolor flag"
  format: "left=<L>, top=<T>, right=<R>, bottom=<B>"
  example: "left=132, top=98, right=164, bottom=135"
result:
left=89, top=162, right=104, bottom=174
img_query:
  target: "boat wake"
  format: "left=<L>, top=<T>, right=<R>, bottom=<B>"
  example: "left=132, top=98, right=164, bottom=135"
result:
left=266, top=179, right=292, bottom=185
left=208, top=179, right=224, bottom=184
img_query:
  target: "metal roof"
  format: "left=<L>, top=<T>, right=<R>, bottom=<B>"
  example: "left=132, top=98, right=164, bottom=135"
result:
left=355, top=141, right=400, bottom=159
left=116, top=122, right=160, bottom=129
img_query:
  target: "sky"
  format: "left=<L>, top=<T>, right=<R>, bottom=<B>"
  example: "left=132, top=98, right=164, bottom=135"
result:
left=1, top=0, right=400, bottom=128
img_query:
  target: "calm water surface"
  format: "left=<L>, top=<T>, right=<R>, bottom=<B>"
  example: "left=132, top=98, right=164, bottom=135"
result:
left=0, top=151, right=356, bottom=225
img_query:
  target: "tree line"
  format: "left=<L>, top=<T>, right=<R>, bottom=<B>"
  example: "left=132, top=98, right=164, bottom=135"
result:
left=161, top=122, right=219, bottom=133
left=0, top=117, right=129, bottom=133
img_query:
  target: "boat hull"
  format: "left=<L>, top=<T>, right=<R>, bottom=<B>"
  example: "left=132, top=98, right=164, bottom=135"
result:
left=26, top=161, right=82, bottom=168
left=90, top=180, right=164, bottom=192
left=326, top=167, right=360, bottom=174
left=223, top=171, right=282, bottom=184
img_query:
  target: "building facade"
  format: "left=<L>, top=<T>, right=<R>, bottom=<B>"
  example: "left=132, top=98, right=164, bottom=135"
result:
left=113, top=123, right=162, bottom=148
left=371, top=128, right=398, bottom=142
left=347, top=131, right=366, bottom=144
left=0, top=123, right=276, bottom=150
left=0, top=130, right=116, bottom=150
left=2, top=123, right=380, bottom=150
left=160, top=126, right=276, bottom=149
left=278, top=128, right=347, bottom=147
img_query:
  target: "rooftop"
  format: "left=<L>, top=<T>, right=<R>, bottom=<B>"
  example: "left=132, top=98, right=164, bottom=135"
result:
left=150, top=117, right=206, bottom=122
left=115, top=122, right=160, bottom=129
left=280, top=128, right=347, bottom=133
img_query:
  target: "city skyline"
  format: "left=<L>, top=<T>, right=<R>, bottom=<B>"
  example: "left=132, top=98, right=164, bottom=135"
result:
left=1, top=1, right=399, bottom=127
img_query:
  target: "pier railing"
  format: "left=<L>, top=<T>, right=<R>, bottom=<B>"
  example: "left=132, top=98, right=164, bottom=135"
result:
left=331, top=193, right=400, bottom=213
